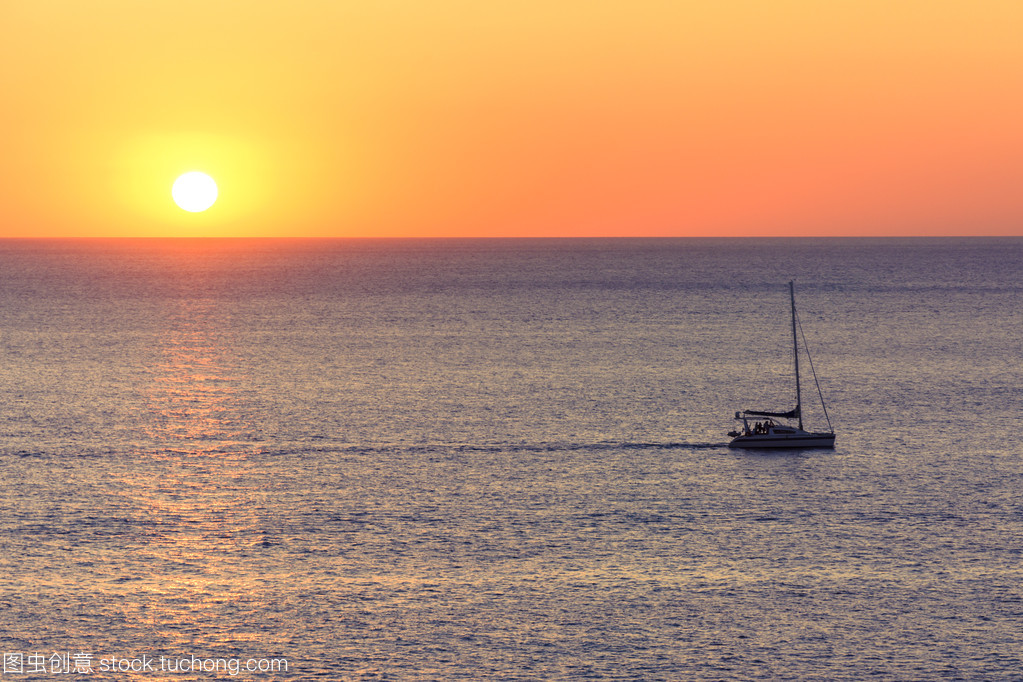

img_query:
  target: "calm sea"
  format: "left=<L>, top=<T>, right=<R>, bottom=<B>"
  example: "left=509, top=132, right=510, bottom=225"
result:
left=1, top=238, right=1021, bottom=680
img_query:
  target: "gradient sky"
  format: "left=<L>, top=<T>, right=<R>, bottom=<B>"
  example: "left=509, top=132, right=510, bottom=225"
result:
left=2, top=1, right=1022, bottom=237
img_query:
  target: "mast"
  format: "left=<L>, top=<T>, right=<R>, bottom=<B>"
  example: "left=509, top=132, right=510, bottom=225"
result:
left=789, top=281, right=803, bottom=430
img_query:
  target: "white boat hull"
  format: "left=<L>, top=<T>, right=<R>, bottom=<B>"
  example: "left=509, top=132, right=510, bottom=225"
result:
left=728, top=432, right=835, bottom=449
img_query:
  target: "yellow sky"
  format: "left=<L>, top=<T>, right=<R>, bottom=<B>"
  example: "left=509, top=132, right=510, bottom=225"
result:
left=2, top=0, right=1022, bottom=237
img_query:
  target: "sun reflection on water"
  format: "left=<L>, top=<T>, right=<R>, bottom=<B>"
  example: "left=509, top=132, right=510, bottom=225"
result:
left=142, top=298, right=250, bottom=448
left=111, top=297, right=279, bottom=662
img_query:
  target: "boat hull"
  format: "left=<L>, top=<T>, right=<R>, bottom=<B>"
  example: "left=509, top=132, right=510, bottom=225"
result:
left=728, top=433, right=835, bottom=449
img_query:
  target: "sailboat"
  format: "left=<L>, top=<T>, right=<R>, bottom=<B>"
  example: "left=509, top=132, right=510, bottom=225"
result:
left=727, top=281, right=835, bottom=449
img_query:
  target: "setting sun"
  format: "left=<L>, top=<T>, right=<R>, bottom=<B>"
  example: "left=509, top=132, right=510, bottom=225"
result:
left=171, top=172, right=218, bottom=213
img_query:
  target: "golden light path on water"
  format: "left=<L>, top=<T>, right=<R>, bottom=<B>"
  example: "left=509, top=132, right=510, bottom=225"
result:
left=108, top=297, right=282, bottom=678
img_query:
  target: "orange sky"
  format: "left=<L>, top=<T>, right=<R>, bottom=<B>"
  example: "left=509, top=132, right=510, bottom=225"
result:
left=2, top=0, right=1022, bottom=237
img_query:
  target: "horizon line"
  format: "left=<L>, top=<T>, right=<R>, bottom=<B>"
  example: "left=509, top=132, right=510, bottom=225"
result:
left=2, top=234, right=1022, bottom=241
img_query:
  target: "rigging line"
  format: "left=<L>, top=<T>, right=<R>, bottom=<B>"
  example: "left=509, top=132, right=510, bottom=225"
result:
left=795, top=308, right=833, bottom=433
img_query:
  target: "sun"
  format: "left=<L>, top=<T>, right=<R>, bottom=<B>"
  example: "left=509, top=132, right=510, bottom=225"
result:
left=172, top=171, right=218, bottom=212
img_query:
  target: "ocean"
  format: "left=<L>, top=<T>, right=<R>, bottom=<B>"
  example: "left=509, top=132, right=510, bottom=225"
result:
left=1, top=237, right=1021, bottom=680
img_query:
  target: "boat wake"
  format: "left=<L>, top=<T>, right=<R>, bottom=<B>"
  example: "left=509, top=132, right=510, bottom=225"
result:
left=3, top=440, right=732, bottom=461
left=256, top=440, right=733, bottom=457
left=618, top=441, right=730, bottom=450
